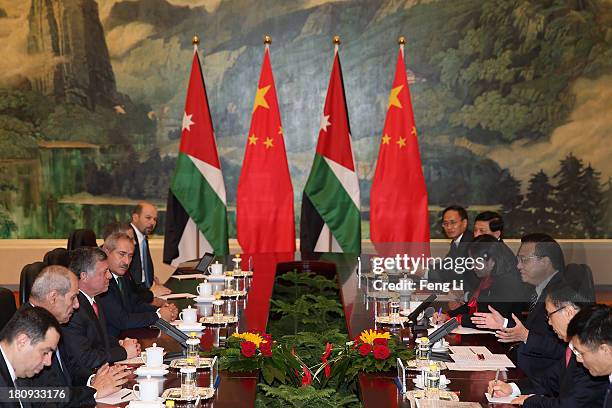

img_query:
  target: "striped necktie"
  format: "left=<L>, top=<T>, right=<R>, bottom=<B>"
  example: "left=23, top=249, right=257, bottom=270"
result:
left=528, top=291, right=538, bottom=312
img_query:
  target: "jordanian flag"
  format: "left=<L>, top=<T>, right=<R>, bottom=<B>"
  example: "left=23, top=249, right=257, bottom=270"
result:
left=300, top=47, right=360, bottom=253
left=164, top=47, right=229, bottom=265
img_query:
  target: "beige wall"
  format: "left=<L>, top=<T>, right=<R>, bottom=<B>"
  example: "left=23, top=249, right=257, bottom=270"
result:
left=1, top=239, right=610, bottom=288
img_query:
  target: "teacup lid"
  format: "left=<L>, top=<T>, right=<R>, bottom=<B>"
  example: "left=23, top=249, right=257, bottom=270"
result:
left=186, top=338, right=200, bottom=345
left=147, top=342, right=162, bottom=349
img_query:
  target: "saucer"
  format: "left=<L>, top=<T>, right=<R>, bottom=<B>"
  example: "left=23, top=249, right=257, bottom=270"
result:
left=134, top=364, right=169, bottom=377
left=206, top=274, right=226, bottom=282
left=177, top=322, right=204, bottom=332
left=193, top=295, right=215, bottom=303
left=412, top=374, right=451, bottom=389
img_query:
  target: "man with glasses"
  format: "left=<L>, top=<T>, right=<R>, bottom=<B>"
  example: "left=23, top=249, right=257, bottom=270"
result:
left=97, top=232, right=177, bottom=337
left=474, top=233, right=567, bottom=377
left=488, top=284, right=607, bottom=407
left=567, top=305, right=612, bottom=408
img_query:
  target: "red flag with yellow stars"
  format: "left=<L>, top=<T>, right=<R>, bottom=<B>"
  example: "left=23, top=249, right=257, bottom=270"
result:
left=236, top=45, right=295, bottom=253
left=370, top=44, right=430, bottom=251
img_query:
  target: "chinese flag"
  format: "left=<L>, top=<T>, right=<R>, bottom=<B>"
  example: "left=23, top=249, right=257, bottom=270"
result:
left=236, top=46, right=296, bottom=253
left=370, top=45, right=430, bottom=252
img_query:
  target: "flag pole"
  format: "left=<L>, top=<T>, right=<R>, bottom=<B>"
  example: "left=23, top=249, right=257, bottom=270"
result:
left=328, top=35, right=341, bottom=252
left=192, top=34, right=201, bottom=257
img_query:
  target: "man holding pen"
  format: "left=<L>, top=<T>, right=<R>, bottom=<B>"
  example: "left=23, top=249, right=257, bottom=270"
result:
left=487, top=284, right=607, bottom=407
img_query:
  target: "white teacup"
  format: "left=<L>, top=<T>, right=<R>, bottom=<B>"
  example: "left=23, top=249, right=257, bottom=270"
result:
left=197, top=282, right=212, bottom=296
left=208, top=261, right=223, bottom=275
left=179, top=306, right=197, bottom=324
left=143, top=343, right=164, bottom=368
left=133, top=375, right=159, bottom=401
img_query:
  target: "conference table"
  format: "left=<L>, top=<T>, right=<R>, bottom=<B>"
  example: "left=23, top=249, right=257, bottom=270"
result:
left=97, top=253, right=290, bottom=407
left=332, top=253, right=525, bottom=408
left=97, top=252, right=525, bottom=407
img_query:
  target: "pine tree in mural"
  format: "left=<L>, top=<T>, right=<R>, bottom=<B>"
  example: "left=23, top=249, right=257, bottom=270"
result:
left=498, top=174, right=526, bottom=237
left=553, top=153, right=585, bottom=237
left=522, top=170, right=555, bottom=235
left=579, top=164, right=604, bottom=238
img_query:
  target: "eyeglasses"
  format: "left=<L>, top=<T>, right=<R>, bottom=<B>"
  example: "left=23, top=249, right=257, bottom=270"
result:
left=441, top=220, right=459, bottom=228
left=545, top=305, right=566, bottom=321
left=517, top=255, right=541, bottom=264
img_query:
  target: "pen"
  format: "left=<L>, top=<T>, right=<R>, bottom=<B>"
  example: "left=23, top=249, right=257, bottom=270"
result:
left=119, top=390, right=131, bottom=400
left=493, top=369, right=500, bottom=397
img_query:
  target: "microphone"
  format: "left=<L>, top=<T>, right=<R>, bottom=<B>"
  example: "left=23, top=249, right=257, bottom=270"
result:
left=406, top=294, right=437, bottom=323
left=428, top=317, right=459, bottom=345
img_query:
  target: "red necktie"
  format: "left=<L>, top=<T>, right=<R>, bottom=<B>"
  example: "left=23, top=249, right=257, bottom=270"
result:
left=565, top=346, right=572, bottom=367
left=92, top=301, right=99, bottom=318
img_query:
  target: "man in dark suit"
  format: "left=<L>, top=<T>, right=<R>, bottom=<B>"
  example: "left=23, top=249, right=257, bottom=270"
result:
left=428, top=205, right=478, bottom=292
left=129, top=202, right=171, bottom=299
left=62, top=247, right=140, bottom=373
left=488, top=284, right=608, bottom=407
left=474, top=234, right=568, bottom=377
left=473, top=211, right=504, bottom=240
left=20, top=265, right=130, bottom=406
left=0, top=307, right=61, bottom=407
left=567, top=305, right=612, bottom=408
left=98, top=232, right=177, bottom=337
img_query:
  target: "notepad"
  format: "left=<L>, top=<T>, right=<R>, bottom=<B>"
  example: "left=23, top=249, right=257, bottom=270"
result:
left=157, top=293, right=196, bottom=300
left=170, top=273, right=206, bottom=280
left=416, top=400, right=482, bottom=408
left=96, top=389, right=135, bottom=404
left=485, top=392, right=517, bottom=404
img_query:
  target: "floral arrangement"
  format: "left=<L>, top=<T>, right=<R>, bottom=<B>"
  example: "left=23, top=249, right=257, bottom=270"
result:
left=214, top=331, right=301, bottom=385
left=342, top=329, right=413, bottom=378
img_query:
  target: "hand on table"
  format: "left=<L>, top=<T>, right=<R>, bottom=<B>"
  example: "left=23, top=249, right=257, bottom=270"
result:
left=92, top=364, right=131, bottom=398
left=159, top=303, right=178, bottom=321
left=119, top=337, right=141, bottom=359
left=472, top=305, right=505, bottom=330
left=151, top=280, right=171, bottom=297
left=487, top=379, right=512, bottom=397
left=495, top=314, right=529, bottom=343
left=432, top=312, right=450, bottom=325
left=151, top=297, right=167, bottom=307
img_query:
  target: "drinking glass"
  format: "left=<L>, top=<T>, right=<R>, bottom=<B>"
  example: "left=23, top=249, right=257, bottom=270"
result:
left=180, top=367, right=197, bottom=399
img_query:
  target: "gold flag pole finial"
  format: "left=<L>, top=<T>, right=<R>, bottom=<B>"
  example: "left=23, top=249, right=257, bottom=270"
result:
left=333, top=35, right=341, bottom=45
left=192, top=35, right=200, bottom=52
left=398, top=36, right=406, bottom=45
left=264, top=35, right=272, bottom=45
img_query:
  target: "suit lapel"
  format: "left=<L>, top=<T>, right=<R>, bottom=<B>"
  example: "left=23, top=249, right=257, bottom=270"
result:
left=79, top=292, right=110, bottom=351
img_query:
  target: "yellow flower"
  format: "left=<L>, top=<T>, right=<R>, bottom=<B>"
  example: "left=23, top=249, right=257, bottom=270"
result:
left=359, top=329, right=391, bottom=345
left=232, top=332, right=264, bottom=348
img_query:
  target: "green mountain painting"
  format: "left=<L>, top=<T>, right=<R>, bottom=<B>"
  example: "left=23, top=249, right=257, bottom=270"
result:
left=0, top=0, right=611, bottom=239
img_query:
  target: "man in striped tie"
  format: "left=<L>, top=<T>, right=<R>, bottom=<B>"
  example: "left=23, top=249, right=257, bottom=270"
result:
left=567, top=305, right=612, bottom=408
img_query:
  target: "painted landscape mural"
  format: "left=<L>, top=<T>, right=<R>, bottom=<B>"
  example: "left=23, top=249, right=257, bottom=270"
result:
left=0, top=0, right=611, bottom=239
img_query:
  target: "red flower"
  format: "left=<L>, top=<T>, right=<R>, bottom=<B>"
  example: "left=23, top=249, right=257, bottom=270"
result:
left=373, top=338, right=388, bottom=347
left=260, top=341, right=272, bottom=357
left=358, top=343, right=372, bottom=357
left=240, top=341, right=257, bottom=358
left=301, top=366, right=312, bottom=386
left=261, top=333, right=272, bottom=343
left=373, top=345, right=391, bottom=360
left=321, top=343, right=333, bottom=378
